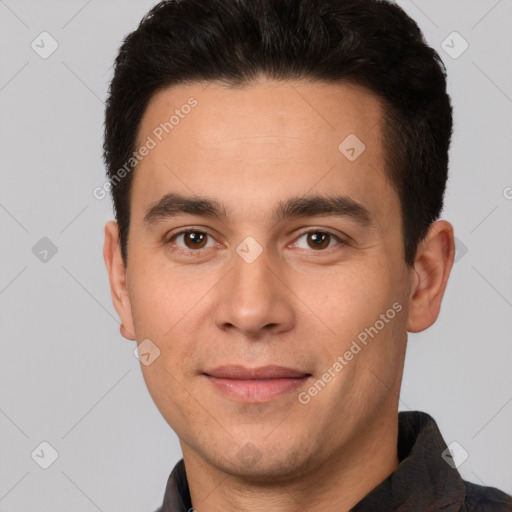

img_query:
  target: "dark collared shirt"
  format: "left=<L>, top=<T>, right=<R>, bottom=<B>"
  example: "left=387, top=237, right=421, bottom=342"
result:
left=155, top=411, right=512, bottom=511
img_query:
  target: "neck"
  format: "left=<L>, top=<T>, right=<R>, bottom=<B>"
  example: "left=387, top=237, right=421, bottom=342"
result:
left=183, top=413, right=399, bottom=512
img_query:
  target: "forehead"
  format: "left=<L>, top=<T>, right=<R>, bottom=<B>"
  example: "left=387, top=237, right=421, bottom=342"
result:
left=131, top=78, right=397, bottom=232
left=137, top=78, right=384, bottom=150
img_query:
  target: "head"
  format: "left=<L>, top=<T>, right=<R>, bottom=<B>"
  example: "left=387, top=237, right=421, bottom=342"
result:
left=103, top=0, right=455, bottom=482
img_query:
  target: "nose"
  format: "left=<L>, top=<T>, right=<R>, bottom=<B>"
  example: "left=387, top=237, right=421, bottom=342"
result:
left=212, top=243, right=295, bottom=338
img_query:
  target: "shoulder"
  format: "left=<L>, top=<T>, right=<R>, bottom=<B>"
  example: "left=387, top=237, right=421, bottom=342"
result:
left=463, top=480, right=512, bottom=511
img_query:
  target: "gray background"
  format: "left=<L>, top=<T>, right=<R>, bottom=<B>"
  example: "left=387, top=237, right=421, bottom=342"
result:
left=0, top=0, right=511, bottom=510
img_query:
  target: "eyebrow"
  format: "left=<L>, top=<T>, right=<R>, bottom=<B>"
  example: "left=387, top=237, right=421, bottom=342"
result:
left=143, top=192, right=373, bottom=229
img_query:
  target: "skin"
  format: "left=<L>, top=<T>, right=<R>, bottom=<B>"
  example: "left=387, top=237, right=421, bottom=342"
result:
left=104, top=78, right=455, bottom=512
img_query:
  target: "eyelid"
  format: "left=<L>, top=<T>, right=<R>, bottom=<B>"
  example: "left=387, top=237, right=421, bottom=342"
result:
left=166, top=225, right=215, bottom=240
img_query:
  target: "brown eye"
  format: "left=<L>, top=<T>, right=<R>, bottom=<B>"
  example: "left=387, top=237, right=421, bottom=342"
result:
left=293, top=230, right=345, bottom=251
left=183, top=231, right=207, bottom=249
left=306, top=232, right=331, bottom=250
left=169, top=230, right=214, bottom=251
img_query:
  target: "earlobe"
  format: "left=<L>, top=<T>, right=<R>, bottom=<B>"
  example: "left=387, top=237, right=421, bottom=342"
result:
left=406, top=220, right=455, bottom=333
left=120, top=323, right=136, bottom=340
left=103, top=221, right=136, bottom=341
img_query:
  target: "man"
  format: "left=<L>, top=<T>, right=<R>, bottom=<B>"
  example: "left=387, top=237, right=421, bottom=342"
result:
left=102, top=0, right=512, bottom=510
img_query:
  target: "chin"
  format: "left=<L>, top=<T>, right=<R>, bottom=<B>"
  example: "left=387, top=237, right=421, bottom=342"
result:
left=211, top=437, right=317, bottom=484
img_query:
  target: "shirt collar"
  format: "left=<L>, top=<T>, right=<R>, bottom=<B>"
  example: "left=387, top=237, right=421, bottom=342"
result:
left=158, top=411, right=466, bottom=512
left=351, top=410, right=465, bottom=511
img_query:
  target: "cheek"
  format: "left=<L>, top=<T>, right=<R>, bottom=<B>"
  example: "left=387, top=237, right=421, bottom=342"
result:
left=301, top=262, right=393, bottom=336
left=139, top=356, right=200, bottom=441
left=127, top=260, right=198, bottom=338
left=298, top=260, right=408, bottom=389
left=128, top=262, right=210, bottom=379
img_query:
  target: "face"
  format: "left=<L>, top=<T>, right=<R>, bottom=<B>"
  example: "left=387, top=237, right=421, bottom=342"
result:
left=104, top=78, right=445, bottom=481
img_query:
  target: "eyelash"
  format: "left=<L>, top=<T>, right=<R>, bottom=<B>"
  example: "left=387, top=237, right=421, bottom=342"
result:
left=165, top=227, right=347, bottom=255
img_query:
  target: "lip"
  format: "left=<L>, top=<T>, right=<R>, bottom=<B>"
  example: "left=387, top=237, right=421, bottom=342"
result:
left=203, top=365, right=312, bottom=403
left=205, top=364, right=309, bottom=379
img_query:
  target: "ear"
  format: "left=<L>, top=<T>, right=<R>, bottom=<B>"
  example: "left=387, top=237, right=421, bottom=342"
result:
left=103, top=221, right=136, bottom=340
left=407, top=220, right=455, bottom=333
